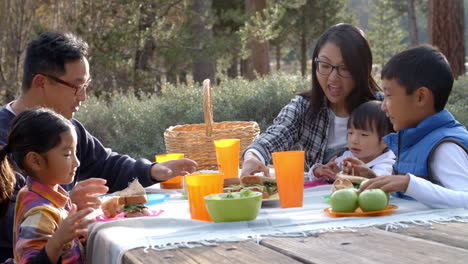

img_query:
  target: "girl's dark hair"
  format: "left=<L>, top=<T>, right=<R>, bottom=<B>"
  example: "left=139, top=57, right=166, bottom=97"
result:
left=299, top=23, right=381, bottom=118
left=0, top=108, right=73, bottom=216
left=348, top=101, right=394, bottom=138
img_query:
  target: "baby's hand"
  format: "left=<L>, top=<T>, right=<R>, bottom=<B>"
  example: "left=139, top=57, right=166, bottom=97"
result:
left=343, top=164, right=377, bottom=179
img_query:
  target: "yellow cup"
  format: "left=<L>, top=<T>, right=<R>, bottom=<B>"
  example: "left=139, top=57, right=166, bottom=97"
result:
left=155, top=153, right=184, bottom=189
left=272, top=150, right=304, bottom=208
left=214, top=139, right=240, bottom=179
left=185, top=173, right=224, bottom=221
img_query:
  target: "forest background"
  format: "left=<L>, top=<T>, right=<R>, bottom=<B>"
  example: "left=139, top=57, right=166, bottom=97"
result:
left=0, top=0, right=466, bottom=160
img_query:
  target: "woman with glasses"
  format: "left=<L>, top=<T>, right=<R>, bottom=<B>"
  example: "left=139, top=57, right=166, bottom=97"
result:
left=241, top=24, right=382, bottom=179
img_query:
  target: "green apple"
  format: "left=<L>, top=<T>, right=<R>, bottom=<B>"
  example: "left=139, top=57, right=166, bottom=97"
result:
left=358, top=189, right=388, bottom=212
left=330, top=189, right=359, bottom=213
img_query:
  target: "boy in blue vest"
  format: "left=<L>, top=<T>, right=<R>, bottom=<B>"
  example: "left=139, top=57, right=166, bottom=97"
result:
left=354, top=45, right=468, bottom=209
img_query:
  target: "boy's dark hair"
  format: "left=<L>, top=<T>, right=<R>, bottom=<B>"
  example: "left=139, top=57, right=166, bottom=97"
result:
left=299, top=23, right=381, bottom=118
left=348, top=100, right=394, bottom=139
left=381, top=45, right=454, bottom=112
left=22, top=32, right=89, bottom=91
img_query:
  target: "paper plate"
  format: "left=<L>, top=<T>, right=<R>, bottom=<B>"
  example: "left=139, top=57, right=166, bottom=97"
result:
left=96, top=209, right=164, bottom=222
left=145, top=194, right=169, bottom=205
left=262, top=193, right=279, bottom=202
left=324, top=204, right=398, bottom=217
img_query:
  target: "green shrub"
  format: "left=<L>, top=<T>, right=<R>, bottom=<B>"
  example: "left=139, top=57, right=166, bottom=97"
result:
left=75, top=73, right=309, bottom=159
left=447, top=75, right=468, bottom=127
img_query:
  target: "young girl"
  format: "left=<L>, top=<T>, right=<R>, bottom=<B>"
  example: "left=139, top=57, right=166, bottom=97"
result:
left=0, top=108, right=94, bottom=264
left=310, top=101, right=395, bottom=182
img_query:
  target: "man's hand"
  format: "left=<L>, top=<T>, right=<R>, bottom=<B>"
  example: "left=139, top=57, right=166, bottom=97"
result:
left=69, top=178, right=109, bottom=210
left=240, top=152, right=270, bottom=177
left=359, top=175, right=410, bottom=193
left=151, top=158, right=198, bottom=182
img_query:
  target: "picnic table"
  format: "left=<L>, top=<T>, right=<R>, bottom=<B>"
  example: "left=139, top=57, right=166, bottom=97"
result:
left=121, top=222, right=468, bottom=264
left=87, top=183, right=468, bottom=264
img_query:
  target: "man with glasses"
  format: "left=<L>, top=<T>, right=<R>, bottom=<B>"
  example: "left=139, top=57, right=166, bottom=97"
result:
left=0, top=32, right=198, bottom=262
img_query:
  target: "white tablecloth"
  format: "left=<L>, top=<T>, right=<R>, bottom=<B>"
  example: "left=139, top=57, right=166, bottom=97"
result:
left=86, top=185, right=468, bottom=264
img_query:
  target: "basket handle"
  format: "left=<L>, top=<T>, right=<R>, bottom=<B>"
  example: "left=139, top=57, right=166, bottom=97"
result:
left=203, top=79, right=213, bottom=136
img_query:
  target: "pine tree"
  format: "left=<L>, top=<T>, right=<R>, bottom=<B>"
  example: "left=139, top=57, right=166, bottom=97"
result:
left=368, top=0, right=408, bottom=72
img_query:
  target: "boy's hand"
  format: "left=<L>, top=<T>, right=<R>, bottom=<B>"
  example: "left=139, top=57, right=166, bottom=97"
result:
left=151, top=158, right=198, bottom=182
left=359, top=175, right=410, bottom=193
left=70, top=178, right=109, bottom=210
left=315, top=157, right=340, bottom=182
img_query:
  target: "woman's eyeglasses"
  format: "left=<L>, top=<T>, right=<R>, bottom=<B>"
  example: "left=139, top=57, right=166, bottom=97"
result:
left=314, top=59, right=352, bottom=78
left=39, top=73, right=91, bottom=95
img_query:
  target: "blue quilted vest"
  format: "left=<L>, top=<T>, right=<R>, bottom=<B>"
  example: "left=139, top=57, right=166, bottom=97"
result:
left=383, top=110, right=468, bottom=199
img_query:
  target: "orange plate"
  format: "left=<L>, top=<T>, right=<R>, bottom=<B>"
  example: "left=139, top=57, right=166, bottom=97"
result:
left=324, top=204, right=398, bottom=217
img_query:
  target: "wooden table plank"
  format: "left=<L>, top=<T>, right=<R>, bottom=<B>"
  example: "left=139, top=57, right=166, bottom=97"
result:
left=122, top=241, right=301, bottom=264
left=260, top=227, right=468, bottom=264
left=384, top=222, right=468, bottom=250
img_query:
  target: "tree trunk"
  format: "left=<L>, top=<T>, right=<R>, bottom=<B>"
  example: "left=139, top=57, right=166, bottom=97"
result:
left=227, top=55, right=238, bottom=78
left=241, top=58, right=255, bottom=81
left=276, top=44, right=281, bottom=71
left=428, top=0, right=465, bottom=78
left=244, top=0, right=270, bottom=78
left=191, top=0, right=216, bottom=85
left=407, top=0, right=419, bottom=47
left=300, top=29, right=307, bottom=77
left=134, top=1, right=157, bottom=95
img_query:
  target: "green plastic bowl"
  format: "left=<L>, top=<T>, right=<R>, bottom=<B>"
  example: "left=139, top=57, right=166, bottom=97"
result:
left=204, top=192, right=262, bottom=222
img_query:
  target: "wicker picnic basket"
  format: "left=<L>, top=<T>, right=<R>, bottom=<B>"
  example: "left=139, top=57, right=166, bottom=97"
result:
left=164, top=79, right=260, bottom=170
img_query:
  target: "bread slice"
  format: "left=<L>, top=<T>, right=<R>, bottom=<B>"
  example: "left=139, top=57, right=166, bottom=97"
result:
left=336, top=173, right=367, bottom=183
left=118, top=195, right=148, bottom=205
left=118, top=179, right=146, bottom=196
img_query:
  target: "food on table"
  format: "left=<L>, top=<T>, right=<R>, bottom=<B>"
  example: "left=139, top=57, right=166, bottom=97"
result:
left=358, top=189, right=389, bottom=212
left=204, top=191, right=263, bottom=222
left=101, top=179, right=150, bottom=218
left=330, top=188, right=359, bottom=213
left=331, top=178, right=354, bottom=194
left=222, top=176, right=278, bottom=199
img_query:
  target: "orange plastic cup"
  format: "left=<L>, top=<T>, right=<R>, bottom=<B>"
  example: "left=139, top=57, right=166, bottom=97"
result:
left=272, top=151, right=304, bottom=208
left=185, top=173, right=224, bottom=221
left=214, top=139, right=240, bottom=179
left=155, top=153, right=184, bottom=189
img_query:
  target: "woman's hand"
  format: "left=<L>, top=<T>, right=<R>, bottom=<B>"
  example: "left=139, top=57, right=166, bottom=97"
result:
left=45, top=204, right=95, bottom=263
left=240, top=152, right=270, bottom=177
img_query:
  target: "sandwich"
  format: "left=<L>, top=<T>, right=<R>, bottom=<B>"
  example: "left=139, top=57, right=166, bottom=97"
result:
left=101, top=179, right=151, bottom=218
left=331, top=173, right=367, bottom=194
left=223, top=176, right=278, bottom=199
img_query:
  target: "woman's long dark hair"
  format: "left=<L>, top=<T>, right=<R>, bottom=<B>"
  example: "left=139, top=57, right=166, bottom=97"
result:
left=299, top=23, right=381, bottom=118
left=0, top=108, right=73, bottom=218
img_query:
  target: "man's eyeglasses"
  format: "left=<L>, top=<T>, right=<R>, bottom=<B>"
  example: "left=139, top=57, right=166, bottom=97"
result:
left=39, top=73, right=91, bottom=95
left=314, top=59, right=352, bottom=78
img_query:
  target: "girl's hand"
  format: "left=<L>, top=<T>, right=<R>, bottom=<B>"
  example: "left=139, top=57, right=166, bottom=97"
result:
left=240, top=152, right=270, bottom=177
left=315, top=165, right=338, bottom=182
left=45, top=204, right=95, bottom=263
